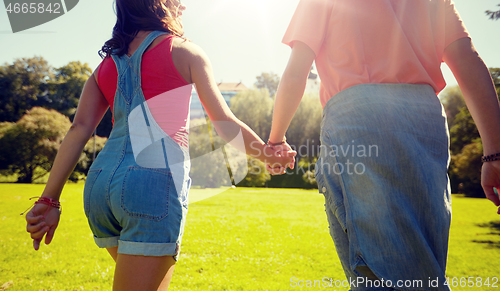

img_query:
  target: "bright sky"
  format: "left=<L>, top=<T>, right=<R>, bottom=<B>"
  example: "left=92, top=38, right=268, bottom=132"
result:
left=0, top=0, right=499, bottom=92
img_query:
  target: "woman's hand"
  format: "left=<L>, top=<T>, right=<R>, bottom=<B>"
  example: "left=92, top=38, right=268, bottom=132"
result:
left=25, top=203, right=61, bottom=250
left=481, top=160, right=500, bottom=214
left=265, top=142, right=296, bottom=175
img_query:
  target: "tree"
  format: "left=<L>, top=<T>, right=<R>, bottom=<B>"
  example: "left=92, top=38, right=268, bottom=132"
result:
left=441, top=86, right=480, bottom=196
left=445, top=66, right=500, bottom=155
left=440, top=86, right=466, bottom=128
left=0, top=58, right=95, bottom=122
left=449, top=107, right=479, bottom=155
left=266, top=94, right=323, bottom=190
left=230, top=88, right=323, bottom=188
left=486, top=4, right=500, bottom=20
left=188, top=118, right=249, bottom=188
left=0, top=107, right=107, bottom=183
left=70, top=134, right=108, bottom=182
left=47, top=61, right=92, bottom=118
left=286, top=93, right=322, bottom=159
left=236, top=157, right=270, bottom=187
left=0, top=107, right=71, bottom=183
left=441, top=68, right=500, bottom=196
left=254, top=72, right=280, bottom=97
left=299, top=158, right=318, bottom=189
left=490, top=67, right=500, bottom=97
left=230, top=89, right=273, bottom=140
left=0, top=57, right=54, bottom=122
left=450, top=138, right=484, bottom=197
left=0, top=121, right=14, bottom=136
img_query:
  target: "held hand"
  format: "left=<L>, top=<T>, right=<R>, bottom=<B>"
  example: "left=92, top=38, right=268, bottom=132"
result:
left=265, top=142, right=296, bottom=175
left=481, top=161, right=500, bottom=214
left=25, top=203, right=60, bottom=250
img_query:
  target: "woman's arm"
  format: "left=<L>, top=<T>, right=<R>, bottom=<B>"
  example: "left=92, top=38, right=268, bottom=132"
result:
left=173, top=40, right=296, bottom=170
left=268, top=41, right=316, bottom=144
left=26, top=72, right=110, bottom=250
left=443, top=37, right=500, bottom=213
left=265, top=41, right=315, bottom=174
left=41, top=73, right=109, bottom=200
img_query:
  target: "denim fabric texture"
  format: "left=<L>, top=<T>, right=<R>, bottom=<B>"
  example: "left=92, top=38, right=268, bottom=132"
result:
left=83, top=31, right=190, bottom=259
left=315, top=84, right=452, bottom=291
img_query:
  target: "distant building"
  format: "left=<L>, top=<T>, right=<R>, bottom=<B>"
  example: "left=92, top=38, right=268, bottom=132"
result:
left=190, top=82, right=248, bottom=120
left=305, top=66, right=321, bottom=95
left=217, top=82, right=248, bottom=104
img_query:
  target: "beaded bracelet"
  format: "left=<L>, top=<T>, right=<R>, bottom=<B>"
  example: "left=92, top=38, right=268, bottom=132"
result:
left=481, top=152, right=500, bottom=162
left=21, top=197, right=61, bottom=218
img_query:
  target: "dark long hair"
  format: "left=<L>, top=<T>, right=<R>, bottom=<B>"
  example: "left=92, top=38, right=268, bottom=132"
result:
left=99, top=0, right=184, bottom=58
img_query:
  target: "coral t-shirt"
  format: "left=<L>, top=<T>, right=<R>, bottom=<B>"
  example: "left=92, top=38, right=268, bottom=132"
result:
left=97, top=35, right=192, bottom=148
left=283, top=0, right=470, bottom=108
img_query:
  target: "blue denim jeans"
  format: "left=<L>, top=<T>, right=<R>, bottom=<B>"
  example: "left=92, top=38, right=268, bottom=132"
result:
left=315, top=84, right=452, bottom=291
left=84, top=31, right=190, bottom=259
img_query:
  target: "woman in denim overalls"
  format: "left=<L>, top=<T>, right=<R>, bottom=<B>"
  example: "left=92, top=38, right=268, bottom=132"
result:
left=24, top=1, right=295, bottom=290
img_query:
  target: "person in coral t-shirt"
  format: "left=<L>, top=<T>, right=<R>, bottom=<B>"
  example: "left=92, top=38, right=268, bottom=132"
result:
left=268, top=0, right=500, bottom=290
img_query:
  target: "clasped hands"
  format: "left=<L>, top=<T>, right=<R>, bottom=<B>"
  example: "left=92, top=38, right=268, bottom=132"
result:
left=264, top=142, right=296, bottom=175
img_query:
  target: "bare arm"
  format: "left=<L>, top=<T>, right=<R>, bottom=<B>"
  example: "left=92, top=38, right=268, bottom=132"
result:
left=175, top=41, right=295, bottom=168
left=41, top=73, right=109, bottom=200
left=268, top=41, right=316, bottom=144
left=443, top=37, right=500, bottom=213
left=26, top=72, right=109, bottom=250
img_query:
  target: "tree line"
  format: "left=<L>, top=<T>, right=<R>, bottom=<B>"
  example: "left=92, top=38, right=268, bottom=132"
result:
left=234, top=69, right=500, bottom=196
left=0, top=57, right=109, bottom=182
left=1, top=56, right=499, bottom=197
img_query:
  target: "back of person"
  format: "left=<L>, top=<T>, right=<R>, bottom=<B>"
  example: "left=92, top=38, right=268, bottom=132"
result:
left=97, top=33, right=192, bottom=149
left=85, top=31, right=191, bottom=266
left=283, top=0, right=469, bottom=107
left=270, top=0, right=482, bottom=290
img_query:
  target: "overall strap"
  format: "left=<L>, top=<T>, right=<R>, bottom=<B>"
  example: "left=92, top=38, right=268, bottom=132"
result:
left=111, top=30, right=169, bottom=102
left=131, top=30, right=169, bottom=61
left=127, top=30, right=169, bottom=88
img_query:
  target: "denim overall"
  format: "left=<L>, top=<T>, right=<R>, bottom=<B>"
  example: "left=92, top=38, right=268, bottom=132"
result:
left=84, top=31, right=190, bottom=258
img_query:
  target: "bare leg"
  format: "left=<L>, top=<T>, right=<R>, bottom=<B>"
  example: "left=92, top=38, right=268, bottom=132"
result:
left=107, top=247, right=118, bottom=262
left=113, top=254, right=176, bottom=291
left=157, top=258, right=176, bottom=291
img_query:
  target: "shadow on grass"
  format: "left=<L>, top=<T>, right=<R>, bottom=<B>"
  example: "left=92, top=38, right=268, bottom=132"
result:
left=472, top=221, right=500, bottom=249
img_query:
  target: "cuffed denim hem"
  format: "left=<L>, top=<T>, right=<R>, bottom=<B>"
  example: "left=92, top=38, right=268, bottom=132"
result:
left=94, top=236, right=120, bottom=249
left=118, top=240, right=180, bottom=260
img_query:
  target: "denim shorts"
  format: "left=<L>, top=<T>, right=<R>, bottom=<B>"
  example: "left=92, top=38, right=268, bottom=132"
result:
left=84, top=163, right=189, bottom=259
left=315, top=84, right=452, bottom=291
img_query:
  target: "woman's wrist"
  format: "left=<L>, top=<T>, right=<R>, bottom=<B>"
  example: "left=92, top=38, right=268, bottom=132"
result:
left=41, top=194, right=60, bottom=201
left=21, top=196, right=62, bottom=217
left=267, top=136, right=286, bottom=147
left=40, top=186, right=62, bottom=201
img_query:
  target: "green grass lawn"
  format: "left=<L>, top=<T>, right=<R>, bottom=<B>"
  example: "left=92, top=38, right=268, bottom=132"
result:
left=0, top=184, right=499, bottom=290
